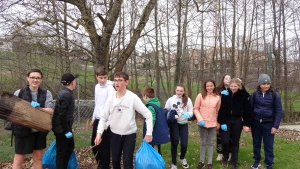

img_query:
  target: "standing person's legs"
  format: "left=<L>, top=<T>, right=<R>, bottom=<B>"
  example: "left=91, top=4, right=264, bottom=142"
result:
left=13, top=133, right=37, bottom=169
left=91, top=119, right=101, bottom=163
left=199, top=126, right=207, bottom=163
left=110, top=132, right=122, bottom=169
left=207, top=127, right=216, bottom=164
left=251, top=120, right=263, bottom=162
left=98, top=127, right=111, bottom=169
left=229, top=118, right=242, bottom=164
left=262, top=122, right=275, bottom=166
left=12, top=154, right=25, bottom=169
left=122, top=133, right=136, bottom=169
left=170, top=123, right=179, bottom=165
left=179, top=124, right=188, bottom=159
left=216, top=129, right=223, bottom=161
left=32, top=132, right=47, bottom=169
left=56, top=133, right=74, bottom=169
left=32, top=150, right=43, bottom=169
left=221, top=126, right=231, bottom=160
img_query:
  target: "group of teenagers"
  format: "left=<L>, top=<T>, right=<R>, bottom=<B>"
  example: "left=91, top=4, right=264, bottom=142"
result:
left=9, top=67, right=282, bottom=169
left=91, top=69, right=282, bottom=169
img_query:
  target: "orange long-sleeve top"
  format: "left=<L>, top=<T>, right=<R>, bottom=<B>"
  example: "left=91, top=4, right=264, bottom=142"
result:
left=193, top=93, right=221, bottom=128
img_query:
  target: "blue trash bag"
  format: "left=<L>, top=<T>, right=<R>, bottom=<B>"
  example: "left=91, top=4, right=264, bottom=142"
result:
left=135, top=140, right=166, bottom=169
left=42, top=140, right=80, bottom=169
left=68, top=151, right=80, bottom=169
left=42, top=140, right=56, bottom=169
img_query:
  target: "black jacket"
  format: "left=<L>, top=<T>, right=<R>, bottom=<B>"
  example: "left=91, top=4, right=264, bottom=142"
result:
left=217, top=88, right=252, bottom=126
left=52, top=86, right=75, bottom=134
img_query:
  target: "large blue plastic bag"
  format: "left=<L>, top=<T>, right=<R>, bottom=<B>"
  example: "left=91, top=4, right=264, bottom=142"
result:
left=135, top=140, right=166, bottom=169
left=42, top=140, right=80, bottom=169
left=42, top=140, right=56, bottom=169
left=68, top=151, right=80, bottom=169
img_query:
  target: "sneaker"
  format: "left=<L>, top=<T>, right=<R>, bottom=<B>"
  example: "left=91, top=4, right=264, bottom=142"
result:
left=179, top=158, right=189, bottom=168
left=231, top=162, right=238, bottom=169
left=171, top=164, right=178, bottom=169
left=222, top=159, right=228, bottom=167
left=207, top=164, right=213, bottom=169
left=196, top=162, right=205, bottom=169
left=266, top=166, right=273, bottom=169
left=216, top=153, right=223, bottom=161
left=251, top=161, right=261, bottom=169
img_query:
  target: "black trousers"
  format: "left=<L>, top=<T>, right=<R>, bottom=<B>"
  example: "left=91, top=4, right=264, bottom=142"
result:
left=55, top=132, right=74, bottom=169
left=110, top=132, right=136, bottom=169
left=91, top=119, right=111, bottom=169
left=221, top=116, right=242, bottom=163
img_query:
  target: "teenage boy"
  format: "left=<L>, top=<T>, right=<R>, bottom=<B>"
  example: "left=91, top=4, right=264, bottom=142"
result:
left=12, top=69, right=54, bottom=169
left=90, top=66, right=115, bottom=169
left=141, top=86, right=170, bottom=155
left=52, top=73, right=78, bottom=169
left=94, top=71, right=153, bottom=169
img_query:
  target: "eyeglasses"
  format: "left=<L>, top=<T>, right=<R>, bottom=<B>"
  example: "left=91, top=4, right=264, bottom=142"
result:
left=114, top=79, right=124, bottom=83
left=29, top=77, right=42, bottom=81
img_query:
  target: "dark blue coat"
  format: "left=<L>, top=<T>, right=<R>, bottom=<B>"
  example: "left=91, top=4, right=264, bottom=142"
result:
left=250, top=89, right=282, bottom=129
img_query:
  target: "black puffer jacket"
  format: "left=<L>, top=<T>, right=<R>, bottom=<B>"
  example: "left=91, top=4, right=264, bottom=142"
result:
left=217, top=88, right=252, bottom=126
left=52, top=86, right=75, bottom=134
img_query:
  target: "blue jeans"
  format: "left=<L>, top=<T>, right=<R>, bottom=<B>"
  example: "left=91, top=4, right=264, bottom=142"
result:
left=252, top=120, right=274, bottom=166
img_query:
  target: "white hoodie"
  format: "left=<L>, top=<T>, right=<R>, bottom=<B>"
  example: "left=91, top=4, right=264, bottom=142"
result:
left=165, top=95, right=193, bottom=123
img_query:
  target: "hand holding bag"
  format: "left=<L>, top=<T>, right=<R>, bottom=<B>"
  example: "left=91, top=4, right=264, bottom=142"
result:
left=135, top=140, right=165, bottom=169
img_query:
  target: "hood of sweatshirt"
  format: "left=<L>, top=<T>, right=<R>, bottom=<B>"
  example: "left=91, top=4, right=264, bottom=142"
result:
left=146, top=97, right=161, bottom=107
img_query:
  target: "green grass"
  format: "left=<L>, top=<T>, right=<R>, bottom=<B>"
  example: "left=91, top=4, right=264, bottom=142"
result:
left=1, top=119, right=300, bottom=168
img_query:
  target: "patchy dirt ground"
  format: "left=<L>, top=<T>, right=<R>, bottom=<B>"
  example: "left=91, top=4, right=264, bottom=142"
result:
left=0, top=129, right=299, bottom=169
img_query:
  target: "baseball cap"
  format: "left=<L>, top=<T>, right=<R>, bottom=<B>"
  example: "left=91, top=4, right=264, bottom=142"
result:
left=61, top=73, right=79, bottom=85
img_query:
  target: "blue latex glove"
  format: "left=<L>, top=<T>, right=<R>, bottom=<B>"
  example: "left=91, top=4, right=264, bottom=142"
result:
left=221, top=90, right=229, bottom=95
left=182, top=112, right=190, bottom=119
left=198, top=120, right=205, bottom=127
left=31, top=101, right=40, bottom=108
left=221, top=124, right=227, bottom=131
left=65, top=132, right=73, bottom=138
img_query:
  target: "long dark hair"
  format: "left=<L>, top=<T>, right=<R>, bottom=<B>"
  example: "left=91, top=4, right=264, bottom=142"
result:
left=202, top=79, right=218, bottom=99
left=175, top=84, right=188, bottom=108
left=217, top=74, right=231, bottom=93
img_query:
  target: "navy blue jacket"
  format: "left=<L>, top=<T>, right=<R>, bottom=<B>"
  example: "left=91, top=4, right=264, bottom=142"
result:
left=143, top=104, right=170, bottom=145
left=250, top=89, right=282, bottom=129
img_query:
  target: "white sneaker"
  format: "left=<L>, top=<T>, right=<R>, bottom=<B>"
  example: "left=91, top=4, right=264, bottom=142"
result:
left=171, top=164, right=178, bottom=169
left=216, top=153, right=223, bottom=161
left=228, top=153, right=232, bottom=161
left=179, top=158, right=189, bottom=168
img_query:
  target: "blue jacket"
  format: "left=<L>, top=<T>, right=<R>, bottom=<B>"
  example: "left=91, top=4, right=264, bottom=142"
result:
left=143, top=102, right=170, bottom=145
left=250, top=89, right=282, bottom=129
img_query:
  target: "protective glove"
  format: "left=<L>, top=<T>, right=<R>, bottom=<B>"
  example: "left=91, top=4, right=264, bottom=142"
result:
left=198, top=120, right=205, bottom=127
left=221, top=90, right=229, bottom=95
left=31, top=101, right=40, bottom=108
left=221, top=124, right=227, bottom=131
left=182, top=112, right=190, bottom=119
left=65, top=132, right=73, bottom=138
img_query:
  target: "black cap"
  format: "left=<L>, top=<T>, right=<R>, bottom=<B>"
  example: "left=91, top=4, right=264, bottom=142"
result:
left=61, top=73, right=79, bottom=85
